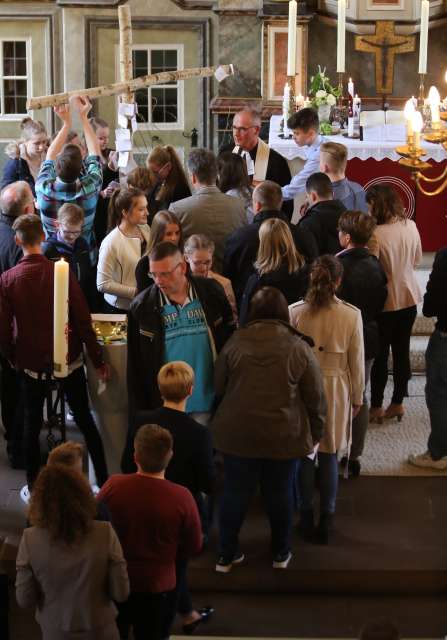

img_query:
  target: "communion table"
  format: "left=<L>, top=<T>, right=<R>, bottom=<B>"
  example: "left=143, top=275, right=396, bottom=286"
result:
left=269, top=115, right=447, bottom=251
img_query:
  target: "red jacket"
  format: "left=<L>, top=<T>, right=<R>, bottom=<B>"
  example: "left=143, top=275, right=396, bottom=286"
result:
left=97, top=474, right=202, bottom=593
left=0, top=253, right=103, bottom=371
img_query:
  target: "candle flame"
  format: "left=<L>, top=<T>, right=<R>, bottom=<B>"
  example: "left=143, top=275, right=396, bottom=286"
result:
left=428, top=85, right=440, bottom=105
left=412, top=111, right=423, bottom=133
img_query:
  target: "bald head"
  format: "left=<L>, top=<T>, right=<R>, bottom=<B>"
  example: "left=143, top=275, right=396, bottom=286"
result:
left=0, top=181, right=34, bottom=219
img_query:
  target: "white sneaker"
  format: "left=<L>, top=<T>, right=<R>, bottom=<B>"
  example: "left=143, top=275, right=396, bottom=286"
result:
left=408, top=451, right=447, bottom=471
left=272, top=551, right=293, bottom=569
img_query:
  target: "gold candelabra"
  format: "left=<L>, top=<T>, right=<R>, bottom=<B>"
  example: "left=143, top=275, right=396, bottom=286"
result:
left=396, top=116, right=447, bottom=196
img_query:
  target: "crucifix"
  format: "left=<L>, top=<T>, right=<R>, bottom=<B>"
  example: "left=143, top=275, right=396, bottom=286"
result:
left=355, top=21, right=415, bottom=96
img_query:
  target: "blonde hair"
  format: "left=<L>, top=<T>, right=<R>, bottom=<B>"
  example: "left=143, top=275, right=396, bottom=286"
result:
left=157, top=361, right=194, bottom=402
left=47, top=441, right=84, bottom=468
left=5, top=117, right=47, bottom=157
left=183, top=234, right=215, bottom=256
left=255, top=218, right=304, bottom=276
left=320, top=142, right=348, bottom=173
left=57, top=203, right=84, bottom=226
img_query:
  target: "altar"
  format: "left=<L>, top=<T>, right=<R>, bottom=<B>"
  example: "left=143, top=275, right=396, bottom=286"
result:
left=268, top=115, right=447, bottom=251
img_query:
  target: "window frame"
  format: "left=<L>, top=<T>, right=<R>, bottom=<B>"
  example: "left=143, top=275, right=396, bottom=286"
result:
left=0, top=38, right=32, bottom=121
left=115, top=43, right=184, bottom=132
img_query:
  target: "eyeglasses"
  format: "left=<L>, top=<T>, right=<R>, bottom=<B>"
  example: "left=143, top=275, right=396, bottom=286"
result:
left=60, top=227, right=82, bottom=237
left=232, top=126, right=257, bottom=133
left=149, top=262, right=182, bottom=280
left=190, top=259, right=212, bottom=268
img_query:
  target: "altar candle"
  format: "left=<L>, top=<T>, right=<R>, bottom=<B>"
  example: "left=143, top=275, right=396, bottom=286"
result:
left=287, top=1, right=297, bottom=77
left=336, top=0, right=346, bottom=73
left=411, top=95, right=418, bottom=108
left=418, top=0, right=429, bottom=75
left=295, top=93, right=304, bottom=108
left=348, top=78, right=354, bottom=99
left=404, top=99, right=415, bottom=139
left=428, top=85, right=441, bottom=124
left=54, top=258, right=69, bottom=378
left=412, top=111, right=423, bottom=150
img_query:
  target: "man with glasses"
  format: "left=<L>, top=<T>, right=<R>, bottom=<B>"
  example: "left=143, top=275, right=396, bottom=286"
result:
left=43, top=202, right=96, bottom=310
left=127, top=241, right=235, bottom=424
left=220, top=108, right=293, bottom=219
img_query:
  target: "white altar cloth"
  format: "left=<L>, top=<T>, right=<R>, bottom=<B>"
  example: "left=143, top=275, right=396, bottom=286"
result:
left=268, top=115, right=447, bottom=163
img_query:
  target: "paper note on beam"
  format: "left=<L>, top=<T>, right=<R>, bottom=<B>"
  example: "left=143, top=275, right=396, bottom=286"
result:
left=118, top=102, right=136, bottom=117
left=118, top=152, right=129, bottom=168
left=116, top=139, right=132, bottom=152
left=118, top=113, right=128, bottom=128
left=214, top=64, right=234, bottom=82
left=115, top=128, right=131, bottom=141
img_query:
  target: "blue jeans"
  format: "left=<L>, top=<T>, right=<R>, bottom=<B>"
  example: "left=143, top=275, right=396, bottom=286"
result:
left=297, top=452, right=338, bottom=515
left=426, top=330, right=447, bottom=460
left=218, top=454, right=297, bottom=559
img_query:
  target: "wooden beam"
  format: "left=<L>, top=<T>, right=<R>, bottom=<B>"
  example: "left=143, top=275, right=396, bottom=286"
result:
left=27, top=64, right=234, bottom=111
left=118, top=4, right=133, bottom=104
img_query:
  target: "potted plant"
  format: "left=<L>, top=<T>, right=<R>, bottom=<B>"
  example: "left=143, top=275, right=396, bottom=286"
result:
left=309, top=66, right=341, bottom=129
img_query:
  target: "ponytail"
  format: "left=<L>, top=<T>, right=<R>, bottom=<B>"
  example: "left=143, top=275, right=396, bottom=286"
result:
left=306, top=255, right=343, bottom=310
left=107, top=187, right=144, bottom=231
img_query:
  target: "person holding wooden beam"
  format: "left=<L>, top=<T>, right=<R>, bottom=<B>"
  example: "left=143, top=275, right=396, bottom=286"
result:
left=35, top=96, right=103, bottom=262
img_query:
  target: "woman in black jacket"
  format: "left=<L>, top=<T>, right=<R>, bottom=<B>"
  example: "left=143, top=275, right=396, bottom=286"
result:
left=146, top=146, right=191, bottom=224
left=239, top=217, right=308, bottom=325
left=337, top=210, right=388, bottom=476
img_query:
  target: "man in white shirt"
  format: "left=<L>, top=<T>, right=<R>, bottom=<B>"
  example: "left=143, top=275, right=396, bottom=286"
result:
left=282, top=108, right=325, bottom=202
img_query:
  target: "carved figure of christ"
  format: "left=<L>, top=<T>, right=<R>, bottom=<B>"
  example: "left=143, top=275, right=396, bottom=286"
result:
left=355, top=21, right=415, bottom=95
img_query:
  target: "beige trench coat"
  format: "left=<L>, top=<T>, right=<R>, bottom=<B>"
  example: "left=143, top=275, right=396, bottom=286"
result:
left=289, top=297, right=365, bottom=454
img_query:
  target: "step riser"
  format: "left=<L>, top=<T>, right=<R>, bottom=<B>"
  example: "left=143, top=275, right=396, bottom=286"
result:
left=190, top=570, right=447, bottom=596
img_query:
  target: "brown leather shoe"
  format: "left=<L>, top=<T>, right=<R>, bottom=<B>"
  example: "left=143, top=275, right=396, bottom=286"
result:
left=384, top=403, right=404, bottom=422
left=369, top=407, right=385, bottom=424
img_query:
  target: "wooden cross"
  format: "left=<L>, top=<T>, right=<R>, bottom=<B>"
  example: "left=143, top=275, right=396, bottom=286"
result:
left=355, top=21, right=415, bottom=95
left=27, top=5, right=234, bottom=111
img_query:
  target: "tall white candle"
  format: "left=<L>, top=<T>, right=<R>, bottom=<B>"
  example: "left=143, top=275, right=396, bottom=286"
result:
left=418, top=0, right=429, bottom=75
left=404, top=99, right=415, bottom=138
left=54, top=258, right=69, bottom=378
left=287, top=1, right=297, bottom=77
left=337, top=0, right=346, bottom=73
left=428, top=85, right=441, bottom=124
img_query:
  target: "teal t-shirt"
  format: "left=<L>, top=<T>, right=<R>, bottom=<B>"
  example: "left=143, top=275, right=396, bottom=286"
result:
left=161, top=297, right=215, bottom=413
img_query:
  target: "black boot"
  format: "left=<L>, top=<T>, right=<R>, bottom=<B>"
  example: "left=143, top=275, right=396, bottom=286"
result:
left=348, top=458, right=361, bottom=478
left=315, top=513, right=334, bottom=545
left=298, top=509, right=314, bottom=542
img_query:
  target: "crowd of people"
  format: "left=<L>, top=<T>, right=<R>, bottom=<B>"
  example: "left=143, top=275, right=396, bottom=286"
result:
left=1, top=97, right=446, bottom=640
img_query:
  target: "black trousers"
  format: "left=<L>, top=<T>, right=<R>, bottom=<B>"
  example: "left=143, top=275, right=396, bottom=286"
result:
left=370, top=305, right=417, bottom=407
left=0, top=354, right=23, bottom=461
left=117, top=590, right=177, bottom=640
left=22, top=366, right=108, bottom=489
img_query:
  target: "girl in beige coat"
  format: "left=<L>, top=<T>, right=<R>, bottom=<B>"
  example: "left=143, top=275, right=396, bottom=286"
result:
left=289, top=255, right=364, bottom=543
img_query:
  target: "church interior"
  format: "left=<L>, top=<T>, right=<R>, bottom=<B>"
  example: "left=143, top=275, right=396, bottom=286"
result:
left=0, top=0, right=447, bottom=638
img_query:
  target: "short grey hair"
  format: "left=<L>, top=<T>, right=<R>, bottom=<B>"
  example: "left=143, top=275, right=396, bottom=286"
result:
left=0, top=181, right=34, bottom=218
left=235, top=107, right=262, bottom=127
left=253, top=180, right=283, bottom=211
left=187, top=148, right=217, bottom=185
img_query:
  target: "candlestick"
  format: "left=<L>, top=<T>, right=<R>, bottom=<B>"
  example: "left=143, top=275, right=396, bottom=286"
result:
left=418, top=73, right=426, bottom=107
left=54, top=258, right=69, bottom=378
left=418, top=0, right=429, bottom=75
left=336, top=0, right=346, bottom=73
left=287, top=1, right=297, bottom=77
left=337, top=72, right=344, bottom=107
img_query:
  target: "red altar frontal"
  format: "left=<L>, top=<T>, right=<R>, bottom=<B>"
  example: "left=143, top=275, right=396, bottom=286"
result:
left=346, top=158, right=447, bottom=252
left=268, top=116, right=447, bottom=252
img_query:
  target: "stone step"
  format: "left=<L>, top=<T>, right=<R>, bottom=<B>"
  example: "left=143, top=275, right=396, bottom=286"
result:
left=388, top=335, right=428, bottom=374
left=412, top=314, right=435, bottom=336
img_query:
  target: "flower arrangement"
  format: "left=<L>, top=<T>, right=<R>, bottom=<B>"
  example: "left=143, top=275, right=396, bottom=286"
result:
left=309, top=66, right=340, bottom=109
